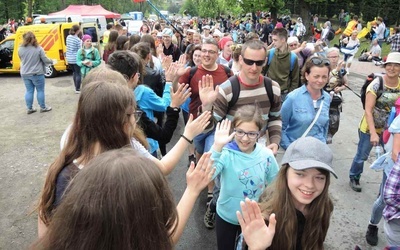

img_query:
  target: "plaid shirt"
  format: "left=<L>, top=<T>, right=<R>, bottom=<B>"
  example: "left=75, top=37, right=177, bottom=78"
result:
left=383, top=153, right=400, bottom=221
left=388, top=33, right=400, bottom=52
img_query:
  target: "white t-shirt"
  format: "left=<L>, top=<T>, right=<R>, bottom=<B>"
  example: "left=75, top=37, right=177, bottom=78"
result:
left=60, top=124, right=152, bottom=159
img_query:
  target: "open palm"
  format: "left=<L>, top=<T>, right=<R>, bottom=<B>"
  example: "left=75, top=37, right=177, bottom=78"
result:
left=214, top=119, right=235, bottom=149
left=199, top=74, right=219, bottom=108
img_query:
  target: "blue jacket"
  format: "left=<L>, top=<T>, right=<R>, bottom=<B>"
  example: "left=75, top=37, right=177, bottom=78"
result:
left=211, top=141, right=279, bottom=225
left=134, top=83, right=172, bottom=153
left=281, top=84, right=330, bottom=150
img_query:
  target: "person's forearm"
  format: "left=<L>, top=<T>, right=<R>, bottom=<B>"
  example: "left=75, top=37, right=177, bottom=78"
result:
left=160, top=134, right=193, bottom=175
left=365, top=110, right=377, bottom=135
left=171, top=188, right=199, bottom=244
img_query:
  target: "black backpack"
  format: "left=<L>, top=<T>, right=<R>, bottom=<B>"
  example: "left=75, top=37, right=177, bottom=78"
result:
left=228, top=75, right=274, bottom=110
left=360, top=73, right=384, bottom=109
left=327, top=28, right=335, bottom=41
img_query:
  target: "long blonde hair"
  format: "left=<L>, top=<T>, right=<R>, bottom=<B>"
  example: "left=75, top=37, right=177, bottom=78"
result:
left=258, top=164, right=333, bottom=250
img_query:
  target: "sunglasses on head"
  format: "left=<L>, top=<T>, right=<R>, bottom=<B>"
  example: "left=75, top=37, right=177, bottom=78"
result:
left=242, top=57, right=265, bottom=66
left=310, top=57, right=330, bottom=66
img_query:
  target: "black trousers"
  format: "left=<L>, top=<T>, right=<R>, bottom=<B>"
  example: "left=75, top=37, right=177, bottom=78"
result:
left=216, top=213, right=241, bottom=250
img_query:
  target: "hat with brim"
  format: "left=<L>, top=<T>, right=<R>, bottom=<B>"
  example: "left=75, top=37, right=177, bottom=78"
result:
left=162, top=28, right=173, bottom=37
left=203, top=25, right=210, bottom=30
left=384, top=52, right=400, bottom=65
left=187, top=29, right=197, bottom=34
left=281, top=137, right=338, bottom=178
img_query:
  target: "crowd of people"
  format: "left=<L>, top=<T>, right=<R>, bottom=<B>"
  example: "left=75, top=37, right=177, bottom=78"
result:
left=12, top=10, right=400, bottom=249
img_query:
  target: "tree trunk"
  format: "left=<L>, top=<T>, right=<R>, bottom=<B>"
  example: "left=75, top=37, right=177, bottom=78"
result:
left=27, top=0, right=33, bottom=18
left=298, top=0, right=311, bottom=40
left=270, top=7, right=277, bottom=25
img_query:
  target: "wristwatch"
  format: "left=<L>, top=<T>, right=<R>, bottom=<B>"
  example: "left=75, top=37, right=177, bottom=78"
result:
left=168, top=106, right=180, bottom=112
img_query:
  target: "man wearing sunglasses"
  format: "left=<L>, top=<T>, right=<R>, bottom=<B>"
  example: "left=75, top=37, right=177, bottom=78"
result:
left=264, top=28, right=300, bottom=100
left=199, top=40, right=282, bottom=230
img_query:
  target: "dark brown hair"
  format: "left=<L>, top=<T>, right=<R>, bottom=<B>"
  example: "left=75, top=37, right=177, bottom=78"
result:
left=69, top=25, right=80, bottom=35
left=33, top=148, right=178, bottom=250
left=271, top=28, right=288, bottom=41
left=300, top=56, right=331, bottom=84
left=104, top=30, right=119, bottom=51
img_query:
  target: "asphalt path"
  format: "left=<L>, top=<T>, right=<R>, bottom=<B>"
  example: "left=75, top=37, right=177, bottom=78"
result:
left=0, top=72, right=387, bottom=249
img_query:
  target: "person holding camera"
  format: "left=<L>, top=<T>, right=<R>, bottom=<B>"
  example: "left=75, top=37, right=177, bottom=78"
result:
left=325, top=47, right=348, bottom=144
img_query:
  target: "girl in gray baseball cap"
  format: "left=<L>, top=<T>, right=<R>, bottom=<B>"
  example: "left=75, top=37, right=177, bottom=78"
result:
left=236, top=136, right=337, bottom=250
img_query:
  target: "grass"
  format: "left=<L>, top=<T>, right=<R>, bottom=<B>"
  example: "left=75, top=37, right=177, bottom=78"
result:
left=329, top=33, right=390, bottom=58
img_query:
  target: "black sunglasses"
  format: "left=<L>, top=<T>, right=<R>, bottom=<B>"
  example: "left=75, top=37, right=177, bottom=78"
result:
left=310, top=57, right=330, bottom=66
left=242, top=57, right=265, bottom=66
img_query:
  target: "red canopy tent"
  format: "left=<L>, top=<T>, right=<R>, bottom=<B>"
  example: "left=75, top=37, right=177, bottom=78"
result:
left=49, top=5, right=121, bottom=19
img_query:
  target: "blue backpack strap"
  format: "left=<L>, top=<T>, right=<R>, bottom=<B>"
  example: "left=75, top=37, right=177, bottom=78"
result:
left=289, top=51, right=297, bottom=72
left=267, top=48, right=275, bottom=66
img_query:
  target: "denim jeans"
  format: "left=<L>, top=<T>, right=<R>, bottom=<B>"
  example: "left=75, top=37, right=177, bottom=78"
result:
left=349, top=129, right=383, bottom=179
left=70, top=64, right=81, bottom=91
left=22, top=74, right=46, bottom=109
left=193, top=127, right=215, bottom=154
left=369, top=171, right=387, bottom=225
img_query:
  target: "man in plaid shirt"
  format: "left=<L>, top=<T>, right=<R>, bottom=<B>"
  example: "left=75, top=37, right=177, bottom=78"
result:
left=383, top=153, right=400, bottom=246
left=387, top=27, right=400, bottom=53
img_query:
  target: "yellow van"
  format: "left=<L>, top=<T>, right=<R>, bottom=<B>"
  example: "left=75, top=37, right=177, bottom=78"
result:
left=0, top=22, right=99, bottom=77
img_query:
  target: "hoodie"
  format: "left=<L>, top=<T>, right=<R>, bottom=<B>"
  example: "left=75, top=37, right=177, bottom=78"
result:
left=211, top=141, right=279, bottom=225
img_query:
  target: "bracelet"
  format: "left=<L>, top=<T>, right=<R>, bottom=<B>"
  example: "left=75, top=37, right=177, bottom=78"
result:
left=180, top=134, right=193, bottom=144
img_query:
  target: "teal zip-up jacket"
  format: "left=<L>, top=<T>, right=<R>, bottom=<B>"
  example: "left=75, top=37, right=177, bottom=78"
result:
left=76, top=47, right=101, bottom=78
left=211, top=141, right=279, bottom=225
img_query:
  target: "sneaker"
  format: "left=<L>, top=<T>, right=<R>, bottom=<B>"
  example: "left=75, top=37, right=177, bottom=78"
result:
left=366, top=224, right=378, bottom=246
left=349, top=178, right=362, bottom=192
left=204, top=203, right=216, bottom=229
left=27, top=108, right=37, bottom=114
left=40, top=106, right=52, bottom=113
left=326, top=135, right=333, bottom=144
left=187, top=154, right=196, bottom=168
left=75, top=90, right=81, bottom=94
left=206, top=192, right=213, bottom=207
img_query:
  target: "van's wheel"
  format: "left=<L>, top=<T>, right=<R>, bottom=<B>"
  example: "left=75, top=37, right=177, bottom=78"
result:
left=45, top=65, right=57, bottom=78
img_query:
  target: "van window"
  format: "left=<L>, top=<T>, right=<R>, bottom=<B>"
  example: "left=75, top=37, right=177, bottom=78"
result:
left=63, top=29, right=71, bottom=45
left=0, top=40, right=14, bottom=50
left=83, top=27, right=98, bottom=43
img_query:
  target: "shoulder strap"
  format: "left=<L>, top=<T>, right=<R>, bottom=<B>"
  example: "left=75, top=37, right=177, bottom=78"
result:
left=223, top=65, right=232, bottom=77
left=264, top=77, right=274, bottom=105
left=377, top=75, right=384, bottom=99
left=267, top=48, right=275, bottom=66
left=289, top=51, right=297, bottom=72
left=301, top=100, right=324, bottom=138
left=228, top=75, right=240, bottom=110
left=188, top=66, right=198, bottom=84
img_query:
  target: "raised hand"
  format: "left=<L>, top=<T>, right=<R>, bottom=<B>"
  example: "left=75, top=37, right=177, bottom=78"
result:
left=170, top=83, right=191, bottom=108
left=186, top=152, right=215, bottom=195
left=213, top=119, right=235, bottom=152
left=175, top=54, right=188, bottom=76
left=236, top=198, right=276, bottom=250
left=165, top=62, right=177, bottom=82
left=161, top=55, right=173, bottom=71
left=182, top=111, right=211, bottom=140
left=157, top=44, right=165, bottom=59
left=198, top=74, right=219, bottom=109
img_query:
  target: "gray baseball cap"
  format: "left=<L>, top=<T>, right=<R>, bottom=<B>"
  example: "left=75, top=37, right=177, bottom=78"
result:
left=281, top=137, right=337, bottom=178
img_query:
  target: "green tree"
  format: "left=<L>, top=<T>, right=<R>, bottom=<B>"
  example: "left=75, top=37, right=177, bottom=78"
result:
left=179, top=0, right=198, bottom=17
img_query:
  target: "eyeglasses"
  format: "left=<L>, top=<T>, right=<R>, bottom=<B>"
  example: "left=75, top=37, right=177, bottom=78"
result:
left=310, top=57, right=330, bottom=66
left=234, top=129, right=260, bottom=139
left=127, top=109, right=143, bottom=123
left=201, top=49, right=218, bottom=55
left=242, top=57, right=265, bottom=66
left=213, top=36, right=219, bottom=38
left=289, top=43, right=298, bottom=47
left=327, top=56, right=339, bottom=59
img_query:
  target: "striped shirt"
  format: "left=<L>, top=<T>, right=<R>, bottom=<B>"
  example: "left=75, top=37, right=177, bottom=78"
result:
left=213, top=75, right=282, bottom=146
left=66, top=35, right=82, bottom=64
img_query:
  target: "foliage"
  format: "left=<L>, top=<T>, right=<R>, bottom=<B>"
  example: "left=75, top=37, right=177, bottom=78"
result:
left=179, top=0, right=198, bottom=17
